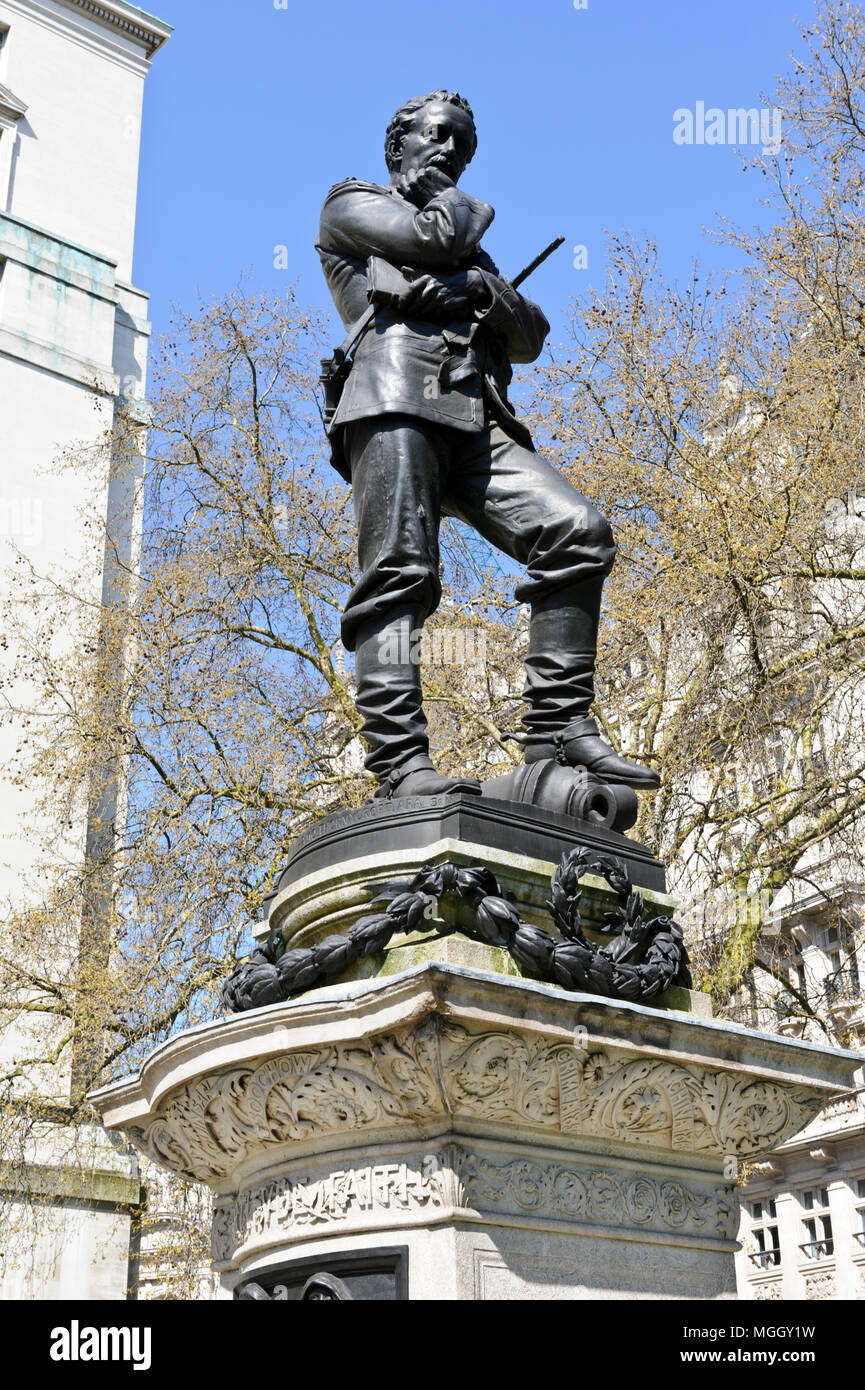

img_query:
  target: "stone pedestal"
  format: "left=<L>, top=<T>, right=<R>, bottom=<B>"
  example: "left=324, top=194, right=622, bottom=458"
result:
left=258, top=795, right=688, bottom=999
left=91, top=961, right=860, bottom=1300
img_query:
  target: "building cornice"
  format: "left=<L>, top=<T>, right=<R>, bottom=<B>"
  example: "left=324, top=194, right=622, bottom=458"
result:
left=0, top=208, right=117, bottom=269
left=766, top=876, right=865, bottom=928
left=57, top=0, right=172, bottom=57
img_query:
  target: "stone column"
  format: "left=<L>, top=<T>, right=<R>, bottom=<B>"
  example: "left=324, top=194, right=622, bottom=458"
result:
left=774, top=1190, right=802, bottom=1300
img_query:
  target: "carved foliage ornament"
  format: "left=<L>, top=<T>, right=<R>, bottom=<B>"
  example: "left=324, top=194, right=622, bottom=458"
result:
left=127, top=1017, right=824, bottom=1183
left=752, top=1280, right=783, bottom=1300
left=210, top=1146, right=738, bottom=1265
left=222, top=848, right=692, bottom=1012
left=450, top=1150, right=738, bottom=1240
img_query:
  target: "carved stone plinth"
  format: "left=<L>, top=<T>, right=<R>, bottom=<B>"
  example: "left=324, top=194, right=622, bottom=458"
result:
left=90, top=963, right=860, bottom=1301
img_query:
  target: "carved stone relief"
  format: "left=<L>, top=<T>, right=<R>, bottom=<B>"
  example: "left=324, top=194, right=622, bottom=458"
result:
left=752, top=1279, right=783, bottom=1300
left=803, top=1270, right=836, bottom=1300
left=557, top=1047, right=822, bottom=1156
left=212, top=1153, right=445, bottom=1263
left=210, top=1143, right=738, bottom=1266
left=128, top=1015, right=826, bottom=1184
left=449, top=1149, right=738, bottom=1241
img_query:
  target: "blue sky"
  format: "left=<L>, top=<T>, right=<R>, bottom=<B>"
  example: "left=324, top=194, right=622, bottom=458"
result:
left=134, top=0, right=815, bottom=344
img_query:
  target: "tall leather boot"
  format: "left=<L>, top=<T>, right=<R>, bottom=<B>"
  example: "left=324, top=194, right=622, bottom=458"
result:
left=354, top=607, right=480, bottom=798
left=522, top=581, right=660, bottom=789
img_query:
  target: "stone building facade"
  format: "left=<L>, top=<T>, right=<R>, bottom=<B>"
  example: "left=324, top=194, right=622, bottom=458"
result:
left=0, top=0, right=169, bottom=1299
left=731, top=887, right=865, bottom=1300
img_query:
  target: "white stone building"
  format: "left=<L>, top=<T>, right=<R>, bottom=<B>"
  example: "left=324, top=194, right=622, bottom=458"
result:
left=0, top=0, right=170, bottom=1299
left=730, top=884, right=865, bottom=1300
left=670, top=704, right=865, bottom=1303
left=672, top=678, right=865, bottom=1300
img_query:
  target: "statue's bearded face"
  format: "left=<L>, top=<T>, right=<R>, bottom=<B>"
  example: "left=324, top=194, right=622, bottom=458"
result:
left=397, top=101, right=475, bottom=185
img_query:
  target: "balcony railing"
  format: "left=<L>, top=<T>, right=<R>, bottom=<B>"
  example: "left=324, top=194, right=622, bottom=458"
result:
left=823, top=969, right=862, bottom=1007
left=820, top=1093, right=860, bottom=1121
left=799, top=1238, right=834, bottom=1260
left=725, top=970, right=864, bottom=1036
left=748, top=1249, right=781, bottom=1269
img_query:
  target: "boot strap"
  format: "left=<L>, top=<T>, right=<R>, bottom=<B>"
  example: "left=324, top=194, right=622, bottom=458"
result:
left=554, top=717, right=600, bottom=765
left=374, top=753, right=434, bottom=799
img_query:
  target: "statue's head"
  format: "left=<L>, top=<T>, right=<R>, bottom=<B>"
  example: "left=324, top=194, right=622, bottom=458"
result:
left=385, top=90, right=477, bottom=184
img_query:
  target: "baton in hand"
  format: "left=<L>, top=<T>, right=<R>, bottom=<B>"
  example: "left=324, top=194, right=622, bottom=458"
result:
left=511, top=235, right=565, bottom=289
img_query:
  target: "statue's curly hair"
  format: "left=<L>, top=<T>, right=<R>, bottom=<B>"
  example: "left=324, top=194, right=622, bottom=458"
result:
left=384, top=90, right=477, bottom=174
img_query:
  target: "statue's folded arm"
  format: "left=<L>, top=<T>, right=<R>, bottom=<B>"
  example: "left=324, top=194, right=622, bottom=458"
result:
left=318, top=179, right=494, bottom=269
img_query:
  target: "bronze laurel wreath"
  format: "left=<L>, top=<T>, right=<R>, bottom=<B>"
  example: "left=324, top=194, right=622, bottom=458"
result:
left=222, top=847, right=691, bottom=1012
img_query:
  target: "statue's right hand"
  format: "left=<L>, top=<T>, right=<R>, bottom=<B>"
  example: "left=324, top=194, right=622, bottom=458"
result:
left=397, top=165, right=455, bottom=207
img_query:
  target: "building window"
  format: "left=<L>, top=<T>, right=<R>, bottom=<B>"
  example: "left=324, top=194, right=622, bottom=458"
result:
left=824, top=926, right=841, bottom=974
left=748, top=1198, right=781, bottom=1269
left=0, top=26, right=10, bottom=104
left=821, top=923, right=860, bottom=1003
left=788, top=950, right=807, bottom=1001
left=753, top=739, right=785, bottom=798
left=773, top=929, right=808, bottom=1000
left=743, top=974, right=758, bottom=1028
left=809, top=728, right=827, bottom=775
left=713, top=763, right=739, bottom=814
left=853, top=1177, right=865, bottom=1250
left=799, top=1186, right=833, bottom=1260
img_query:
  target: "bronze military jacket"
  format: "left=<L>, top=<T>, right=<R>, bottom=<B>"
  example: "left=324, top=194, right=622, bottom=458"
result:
left=316, top=178, right=550, bottom=455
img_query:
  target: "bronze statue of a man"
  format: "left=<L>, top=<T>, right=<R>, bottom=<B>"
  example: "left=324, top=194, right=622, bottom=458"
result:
left=316, top=90, right=657, bottom=800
